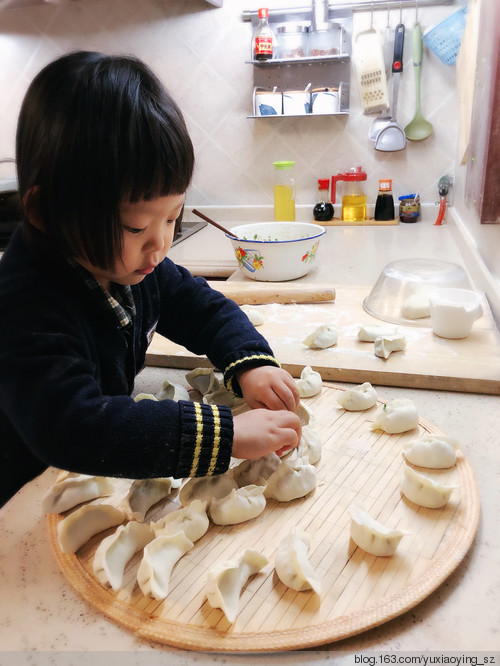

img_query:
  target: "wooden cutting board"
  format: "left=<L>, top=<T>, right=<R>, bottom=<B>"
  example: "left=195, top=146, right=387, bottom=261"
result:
left=47, top=384, right=479, bottom=652
left=146, top=285, right=500, bottom=395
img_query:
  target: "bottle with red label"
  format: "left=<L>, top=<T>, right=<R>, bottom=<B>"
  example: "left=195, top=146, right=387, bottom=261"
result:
left=253, top=8, right=275, bottom=61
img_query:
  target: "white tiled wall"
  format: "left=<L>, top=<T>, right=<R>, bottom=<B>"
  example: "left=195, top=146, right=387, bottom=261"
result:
left=0, top=0, right=465, bottom=210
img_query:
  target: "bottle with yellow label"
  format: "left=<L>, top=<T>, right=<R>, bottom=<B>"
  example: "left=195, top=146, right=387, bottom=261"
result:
left=273, top=160, right=296, bottom=221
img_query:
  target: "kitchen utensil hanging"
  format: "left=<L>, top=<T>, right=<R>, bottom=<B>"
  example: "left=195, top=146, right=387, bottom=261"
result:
left=405, top=21, right=434, bottom=141
left=423, top=7, right=468, bottom=65
left=374, top=22, right=406, bottom=152
left=354, top=6, right=389, bottom=115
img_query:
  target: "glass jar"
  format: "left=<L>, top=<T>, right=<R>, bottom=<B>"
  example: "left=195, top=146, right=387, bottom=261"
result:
left=399, top=194, right=421, bottom=223
left=276, top=24, right=309, bottom=59
left=309, top=22, right=342, bottom=57
left=273, top=161, right=296, bottom=221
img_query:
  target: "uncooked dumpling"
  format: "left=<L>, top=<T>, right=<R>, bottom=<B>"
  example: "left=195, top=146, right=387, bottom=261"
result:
left=374, top=334, right=407, bottom=359
left=155, top=379, right=190, bottom=402
left=400, top=464, right=457, bottom=508
left=57, top=504, right=125, bottom=554
left=42, top=474, right=115, bottom=514
left=205, top=549, right=269, bottom=623
left=337, top=382, right=377, bottom=411
left=275, top=527, right=320, bottom=595
left=299, top=425, right=322, bottom=465
left=303, top=324, right=338, bottom=349
left=209, top=485, right=266, bottom=525
left=240, top=304, right=265, bottom=326
left=296, top=401, right=316, bottom=427
left=120, top=478, right=179, bottom=522
left=401, top=293, right=430, bottom=319
left=203, top=385, right=243, bottom=408
left=264, top=455, right=317, bottom=502
left=230, top=453, right=281, bottom=488
left=358, top=324, right=399, bottom=342
left=371, top=398, right=419, bottom=434
left=152, top=499, right=210, bottom=542
left=295, top=365, right=322, bottom=398
left=178, top=473, right=237, bottom=508
left=348, top=503, right=410, bottom=556
left=137, top=532, right=194, bottom=600
left=93, top=521, right=153, bottom=591
left=185, top=367, right=219, bottom=396
left=402, top=433, right=460, bottom=469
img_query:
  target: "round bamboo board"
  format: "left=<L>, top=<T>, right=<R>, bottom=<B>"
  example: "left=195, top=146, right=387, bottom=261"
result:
left=47, top=384, right=479, bottom=652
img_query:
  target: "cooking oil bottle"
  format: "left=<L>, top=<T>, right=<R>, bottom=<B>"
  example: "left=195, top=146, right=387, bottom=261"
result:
left=273, top=160, right=296, bottom=221
left=331, top=166, right=367, bottom=222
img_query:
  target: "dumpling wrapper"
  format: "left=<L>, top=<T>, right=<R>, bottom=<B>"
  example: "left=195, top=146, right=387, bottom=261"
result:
left=178, top=473, right=237, bottom=508
left=371, top=398, right=419, bottom=434
left=401, top=293, right=430, bottom=319
left=400, top=464, right=458, bottom=509
left=240, top=304, right=265, bottom=327
left=303, top=324, right=338, bottom=349
left=348, top=503, right=410, bottom=556
left=205, top=549, right=269, bottom=623
left=155, top=379, right=190, bottom=402
left=93, top=521, right=153, bottom=591
left=152, top=499, right=210, bottom=542
left=299, top=425, right=322, bottom=465
left=295, top=365, right=322, bottom=398
left=374, top=334, right=407, bottom=359
left=358, top=324, right=399, bottom=342
left=57, top=504, right=125, bottom=554
left=120, top=477, right=179, bottom=522
left=42, top=474, right=115, bottom=514
left=264, top=455, right=317, bottom=502
left=230, top=452, right=281, bottom=488
left=402, top=433, right=459, bottom=469
left=337, top=382, right=377, bottom=411
left=137, top=532, right=194, bottom=600
left=275, top=527, right=321, bottom=595
left=209, top=485, right=266, bottom=525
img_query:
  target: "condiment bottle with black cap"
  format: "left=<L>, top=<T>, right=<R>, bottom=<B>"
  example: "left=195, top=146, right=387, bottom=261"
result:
left=313, top=179, right=334, bottom=221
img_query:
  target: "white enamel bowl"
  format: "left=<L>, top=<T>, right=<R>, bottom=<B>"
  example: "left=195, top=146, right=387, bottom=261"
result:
left=226, top=222, right=326, bottom=282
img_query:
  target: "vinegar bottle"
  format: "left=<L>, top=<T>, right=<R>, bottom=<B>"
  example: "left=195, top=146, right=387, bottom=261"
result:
left=273, top=160, right=295, bottom=221
left=253, top=8, right=274, bottom=61
left=374, top=178, right=395, bottom=221
left=313, top=178, right=334, bottom=221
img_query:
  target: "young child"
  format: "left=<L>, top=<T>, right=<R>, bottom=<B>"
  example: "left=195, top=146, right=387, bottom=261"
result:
left=0, top=51, right=301, bottom=507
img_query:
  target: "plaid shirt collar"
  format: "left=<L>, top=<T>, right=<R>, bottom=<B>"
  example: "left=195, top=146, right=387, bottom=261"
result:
left=67, top=258, right=136, bottom=329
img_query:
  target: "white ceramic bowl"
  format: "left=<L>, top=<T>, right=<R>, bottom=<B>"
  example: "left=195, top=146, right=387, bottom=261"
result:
left=226, top=222, right=326, bottom=282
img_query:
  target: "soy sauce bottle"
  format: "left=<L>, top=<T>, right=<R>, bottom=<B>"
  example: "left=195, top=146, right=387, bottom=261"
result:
left=253, top=8, right=275, bottom=61
left=313, top=178, right=334, bottom=221
left=374, top=178, right=395, bottom=221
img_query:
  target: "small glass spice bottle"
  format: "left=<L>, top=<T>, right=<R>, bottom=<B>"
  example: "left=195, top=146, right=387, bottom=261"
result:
left=252, top=8, right=275, bottom=61
left=313, top=178, right=334, bottom=221
left=374, top=178, right=395, bottom=221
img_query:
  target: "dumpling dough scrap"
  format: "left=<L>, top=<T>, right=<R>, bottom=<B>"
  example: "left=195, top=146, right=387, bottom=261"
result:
left=337, top=382, right=377, bottom=411
left=374, top=334, right=407, bottom=359
left=152, top=499, right=210, bottom=542
left=402, top=433, right=460, bottom=469
left=275, top=527, right=321, bottom=595
left=178, top=473, right=237, bottom=508
left=134, top=393, right=158, bottom=402
left=209, top=485, right=266, bottom=525
left=231, top=453, right=281, bottom=488
left=401, top=293, right=430, bottom=319
left=303, top=324, right=338, bottom=349
left=155, top=379, right=190, bottom=402
left=299, top=425, right=322, bottom=465
left=371, top=398, right=419, bottom=434
left=120, top=478, right=179, bottom=522
left=400, top=464, right=458, bottom=509
left=348, top=503, right=410, bottom=556
left=137, top=532, right=194, bottom=600
left=296, top=365, right=323, bottom=398
left=205, top=549, right=269, bottom=623
left=93, top=521, right=153, bottom=591
left=358, top=324, right=399, bottom=342
left=240, top=304, right=265, bottom=327
left=57, top=504, right=125, bottom=554
left=185, top=368, right=219, bottom=396
left=264, top=455, right=317, bottom=502
left=42, top=475, right=115, bottom=514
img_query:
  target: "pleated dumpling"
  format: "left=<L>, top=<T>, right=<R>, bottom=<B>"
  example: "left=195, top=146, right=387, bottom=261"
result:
left=240, top=304, right=265, bottom=327
left=303, top=324, right=338, bottom=349
left=137, top=532, right=194, bottom=600
left=295, top=366, right=322, bottom=398
left=178, top=473, right=237, bottom=508
left=337, top=382, right=377, bottom=411
left=402, top=433, right=459, bottom=469
left=57, top=504, right=125, bottom=554
left=230, top=453, right=281, bottom=488
left=373, top=334, right=407, bottom=359
left=205, top=549, right=269, bottom=623
left=400, top=464, right=458, bottom=509
left=155, top=379, right=189, bottom=402
left=93, top=521, right=153, bottom=591
left=42, top=474, right=115, bottom=514
left=151, top=499, right=210, bottom=542
left=185, top=367, right=219, bottom=396
left=275, top=527, right=320, bottom=595
left=264, top=455, right=317, bottom=502
left=371, top=398, right=419, bottom=434
left=209, top=485, right=266, bottom=525
left=120, top=477, right=179, bottom=522
left=358, top=324, right=399, bottom=342
left=348, top=503, right=410, bottom=556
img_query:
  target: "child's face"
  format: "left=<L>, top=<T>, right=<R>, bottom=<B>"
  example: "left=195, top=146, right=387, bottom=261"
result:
left=78, top=194, right=185, bottom=291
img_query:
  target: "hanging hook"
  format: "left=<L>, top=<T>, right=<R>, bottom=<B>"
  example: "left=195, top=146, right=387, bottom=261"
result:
left=400, top=0, right=402, bottom=24
left=370, top=1, right=374, bottom=29
left=415, top=0, right=418, bottom=24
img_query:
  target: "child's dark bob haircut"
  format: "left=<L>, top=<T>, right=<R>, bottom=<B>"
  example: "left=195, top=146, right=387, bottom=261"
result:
left=16, top=51, right=194, bottom=271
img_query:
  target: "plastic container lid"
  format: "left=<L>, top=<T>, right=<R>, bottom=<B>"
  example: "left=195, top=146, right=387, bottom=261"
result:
left=276, top=24, right=308, bottom=35
left=318, top=178, right=330, bottom=189
left=273, top=161, right=295, bottom=170
left=258, top=8, right=269, bottom=19
left=399, top=194, right=417, bottom=200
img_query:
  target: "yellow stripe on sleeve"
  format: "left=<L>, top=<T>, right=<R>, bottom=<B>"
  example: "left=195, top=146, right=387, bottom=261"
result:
left=207, top=405, right=221, bottom=475
left=189, top=402, right=204, bottom=476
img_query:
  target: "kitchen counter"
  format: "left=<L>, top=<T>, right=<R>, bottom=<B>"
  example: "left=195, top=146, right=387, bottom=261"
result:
left=1, top=213, right=499, bottom=660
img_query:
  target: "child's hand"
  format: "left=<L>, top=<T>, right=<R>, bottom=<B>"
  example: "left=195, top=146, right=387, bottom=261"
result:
left=237, top=366, right=300, bottom=412
left=232, top=409, right=301, bottom=460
